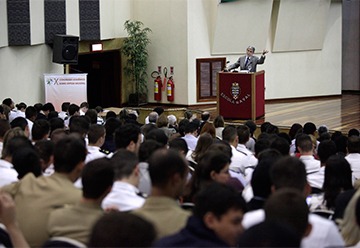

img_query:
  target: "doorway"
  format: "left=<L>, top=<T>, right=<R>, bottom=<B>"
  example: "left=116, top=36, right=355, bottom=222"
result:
left=70, top=50, right=122, bottom=108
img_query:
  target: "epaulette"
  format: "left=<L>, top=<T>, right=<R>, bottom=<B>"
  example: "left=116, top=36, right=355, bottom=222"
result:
left=99, top=148, right=110, bottom=155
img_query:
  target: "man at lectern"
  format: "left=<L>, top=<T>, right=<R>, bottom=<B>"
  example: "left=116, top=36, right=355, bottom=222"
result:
left=226, top=46, right=268, bottom=72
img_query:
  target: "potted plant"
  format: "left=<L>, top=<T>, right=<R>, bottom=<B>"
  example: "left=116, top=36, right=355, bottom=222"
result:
left=122, top=20, right=152, bottom=106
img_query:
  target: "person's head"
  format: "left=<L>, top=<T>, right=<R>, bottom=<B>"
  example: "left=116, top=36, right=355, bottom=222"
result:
left=289, top=123, right=303, bottom=140
left=25, top=106, right=37, bottom=121
left=254, top=138, right=271, bottom=157
left=145, top=128, right=168, bottom=147
left=68, top=103, right=80, bottom=116
left=85, top=109, right=98, bottom=124
left=323, top=154, right=353, bottom=208
left=138, top=140, right=163, bottom=162
left=270, top=156, right=308, bottom=194
left=0, top=105, right=6, bottom=120
left=348, top=128, right=360, bottom=138
left=34, top=139, right=54, bottom=172
left=42, top=102, right=55, bottom=116
left=168, top=137, right=188, bottom=157
left=0, top=119, right=10, bottom=140
left=265, top=188, right=311, bottom=238
left=82, top=157, right=114, bottom=199
left=148, top=148, right=188, bottom=197
left=201, top=111, right=210, bottom=122
left=260, top=122, right=271, bottom=133
left=114, top=123, right=141, bottom=153
left=15, top=102, right=26, bottom=111
left=148, top=111, right=159, bottom=124
left=193, top=183, right=247, bottom=246
left=193, top=133, right=214, bottom=163
left=69, top=115, right=90, bottom=138
left=184, top=121, right=199, bottom=136
left=246, top=46, right=255, bottom=57
left=32, top=119, right=50, bottom=141
left=222, top=125, right=238, bottom=145
left=317, top=139, right=337, bottom=164
left=105, top=111, right=116, bottom=120
left=237, top=125, right=250, bottom=145
left=167, top=114, right=177, bottom=127
left=200, top=122, right=216, bottom=138
left=1, top=127, right=26, bottom=159
left=80, top=101, right=89, bottom=113
left=3, top=136, right=33, bottom=163
left=156, top=113, right=168, bottom=128
left=61, top=102, right=70, bottom=112
left=333, top=133, right=348, bottom=155
left=111, top=149, right=139, bottom=183
left=2, top=98, right=14, bottom=109
left=89, top=212, right=156, bottom=247
left=347, top=135, right=360, bottom=154
left=104, top=117, right=121, bottom=137
left=49, top=117, right=65, bottom=135
left=47, top=111, right=58, bottom=120
left=178, top=118, right=190, bottom=136
left=10, top=117, right=29, bottom=137
left=12, top=147, right=42, bottom=179
left=213, top=115, right=225, bottom=128
left=33, top=103, right=43, bottom=113
left=296, top=134, right=313, bottom=154
left=318, top=125, right=329, bottom=136
left=88, top=124, right=106, bottom=146
left=53, top=135, right=87, bottom=178
left=153, top=107, right=164, bottom=116
left=50, top=128, right=68, bottom=144
left=245, top=120, right=257, bottom=137
left=302, top=122, right=316, bottom=135
left=238, top=220, right=301, bottom=247
left=270, top=137, right=290, bottom=156
left=184, top=110, right=193, bottom=120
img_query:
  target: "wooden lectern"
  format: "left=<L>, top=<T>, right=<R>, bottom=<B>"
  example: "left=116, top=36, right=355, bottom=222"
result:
left=217, top=71, right=265, bottom=120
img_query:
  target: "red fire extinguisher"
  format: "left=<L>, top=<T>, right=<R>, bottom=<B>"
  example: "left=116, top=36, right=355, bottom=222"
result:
left=152, top=71, right=162, bottom=101
left=167, top=76, right=175, bottom=102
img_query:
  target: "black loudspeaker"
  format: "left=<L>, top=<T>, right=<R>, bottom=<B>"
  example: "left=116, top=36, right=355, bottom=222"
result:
left=52, top=35, right=79, bottom=64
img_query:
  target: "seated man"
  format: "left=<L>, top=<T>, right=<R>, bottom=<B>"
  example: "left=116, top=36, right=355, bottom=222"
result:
left=154, top=183, right=247, bottom=247
left=47, top=157, right=114, bottom=245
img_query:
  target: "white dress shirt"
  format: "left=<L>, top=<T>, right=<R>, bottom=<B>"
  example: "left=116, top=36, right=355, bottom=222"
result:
left=242, top=209, right=345, bottom=248
left=299, top=155, right=321, bottom=174
left=346, top=153, right=360, bottom=180
left=229, top=145, right=250, bottom=185
left=102, top=181, right=145, bottom=212
left=0, top=159, right=18, bottom=187
left=182, top=134, right=198, bottom=151
left=307, top=166, right=325, bottom=189
left=85, top=146, right=109, bottom=164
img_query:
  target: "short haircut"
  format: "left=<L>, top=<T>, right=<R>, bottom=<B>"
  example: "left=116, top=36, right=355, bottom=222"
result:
left=53, top=135, right=86, bottom=173
left=111, top=149, right=139, bottom=179
left=348, top=135, right=360, bottom=153
left=289, top=123, right=303, bottom=140
left=265, top=188, right=309, bottom=237
left=114, top=123, right=141, bottom=149
left=69, top=116, right=90, bottom=137
left=85, top=109, right=98, bottom=124
left=245, top=120, right=257, bottom=135
left=89, top=212, right=156, bottom=247
left=201, top=111, right=210, bottom=121
left=237, top=125, right=250, bottom=144
left=32, top=119, right=50, bottom=141
left=270, top=137, right=290, bottom=156
left=2, top=98, right=12, bottom=107
left=184, top=110, right=193, bottom=120
left=270, top=156, right=307, bottom=192
left=42, top=102, right=55, bottom=112
left=303, top=122, right=317, bottom=135
left=184, top=122, right=198, bottom=134
left=238, top=220, right=301, bottom=247
left=148, top=149, right=188, bottom=187
left=104, top=117, right=121, bottom=137
left=148, top=112, right=159, bottom=123
left=12, top=147, right=42, bottom=179
left=34, top=139, right=54, bottom=165
left=80, top=102, right=89, bottom=108
left=82, top=157, right=114, bottom=199
left=193, top=183, right=247, bottom=219
left=168, top=138, right=188, bottom=155
left=222, top=125, right=237, bottom=143
left=348, top=128, right=360, bottom=138
left=61, top=102, right=70, bottom=112
left=25, top=106, right=37, bottom=120
left=0, top=119, right=10, bottom=138
left=10, top=117, right=28, bottom=131
left=251, top=157, right=277, bottom=199
left=247, top=46, right=255, bottom=52
left=47, top=111, right=59, bottom=120
left=105, top=111, right=117, bottom=120
left=138, top=140, right=163, bottom=162
left=49, top=117, right=65, bottom=134
left=317, top=140, right=337, bottom=163
left=145, top=129, right=168, bottom=146
left=254, top=139, right=271, bottom=157
left=4, top=135, right=33, bottom=159
left=296, top=134, right=313, bottom=152
left=88, top=124, right=105, bottom=144
left=68, top=104, right=80, bottom=116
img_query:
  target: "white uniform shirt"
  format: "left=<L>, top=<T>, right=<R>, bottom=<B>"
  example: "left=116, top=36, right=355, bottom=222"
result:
left=229, top=145, right=249, bottom=177
left=102, top=181, right=145, bottom=212
left=138, top=162, right=152, bottom=196
left=0, top=159, right=18, bottom=187
left=307, top=166, right=325, bottom=189
left=299, top=155, right=321, bottom=174
left=242, top=209, right=345, bottom=248
left=346, top=153, right=360, bottom=180
left=182, top=134, right=198, bottom=151
left=85, top=146, right=108, bottom=164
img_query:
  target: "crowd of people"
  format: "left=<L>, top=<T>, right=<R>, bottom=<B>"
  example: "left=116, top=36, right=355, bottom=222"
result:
left=0, top=97, right=360, bottom=247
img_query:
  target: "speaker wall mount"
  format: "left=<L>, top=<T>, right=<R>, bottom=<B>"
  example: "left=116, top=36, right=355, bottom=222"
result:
left=52, top=35, right=79, bottom=65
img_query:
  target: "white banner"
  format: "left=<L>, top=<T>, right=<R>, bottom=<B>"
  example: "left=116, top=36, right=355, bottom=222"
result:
left=44, top=73, right=87, bottom=112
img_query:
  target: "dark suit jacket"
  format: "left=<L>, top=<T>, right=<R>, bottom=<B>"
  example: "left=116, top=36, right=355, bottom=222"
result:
left=228, top=55, right=265, bottom=72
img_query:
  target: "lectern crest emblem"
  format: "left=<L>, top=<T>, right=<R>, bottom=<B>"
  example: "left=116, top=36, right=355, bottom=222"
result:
left=230, top=82, right=241, bottom=100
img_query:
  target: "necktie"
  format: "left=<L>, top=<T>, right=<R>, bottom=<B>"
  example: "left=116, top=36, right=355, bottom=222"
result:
left=245, top=57, right=250, bottom=67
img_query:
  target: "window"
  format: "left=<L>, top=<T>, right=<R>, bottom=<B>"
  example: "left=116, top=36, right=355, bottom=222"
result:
left=196, top=58, right=226, bottom=102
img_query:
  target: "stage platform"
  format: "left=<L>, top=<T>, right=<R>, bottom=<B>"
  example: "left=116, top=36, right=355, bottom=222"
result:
left=107, top=93, right=360, bottom=135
